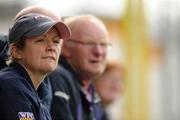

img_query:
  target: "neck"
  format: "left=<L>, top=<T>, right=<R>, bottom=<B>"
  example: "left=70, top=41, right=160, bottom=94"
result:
left=28, top=72, right=45, bottom=89
left=20, top=63, right=45, bottom=90
left=80, top=78, right=91, bottom=92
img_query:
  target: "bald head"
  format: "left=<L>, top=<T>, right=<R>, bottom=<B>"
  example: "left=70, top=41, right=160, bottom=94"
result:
left=62, top=14, right=110, bottom=79
left=14, top=5, right=61, bottom=21
left=64, top=14, right=109, bottom=39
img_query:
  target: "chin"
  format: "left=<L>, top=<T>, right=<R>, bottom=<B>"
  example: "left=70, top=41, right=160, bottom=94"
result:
left=90, top=70, right=103, bottom=77
left=95, top=68, right=104, bottom=75
left=42, top=66, right=56, bottom=74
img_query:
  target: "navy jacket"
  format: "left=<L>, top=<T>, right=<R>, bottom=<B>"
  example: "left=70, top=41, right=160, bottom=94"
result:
left=0, top=62, right=51, bottom=120
left=49, top=56, right=105, bottom=120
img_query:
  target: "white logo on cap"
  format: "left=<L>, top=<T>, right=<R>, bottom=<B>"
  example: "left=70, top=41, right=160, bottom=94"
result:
left=34, top=15, right=49, bottom=20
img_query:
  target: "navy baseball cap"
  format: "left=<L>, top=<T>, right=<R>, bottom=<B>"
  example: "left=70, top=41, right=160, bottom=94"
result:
left=8, top=13, right=71, bottom=43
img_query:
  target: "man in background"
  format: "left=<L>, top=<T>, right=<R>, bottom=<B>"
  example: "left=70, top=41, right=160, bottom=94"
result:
left=49, top=14, right=111, bottom=120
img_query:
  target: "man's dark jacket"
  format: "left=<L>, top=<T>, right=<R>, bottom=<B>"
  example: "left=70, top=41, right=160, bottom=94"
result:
left=49, top=56, right=105, bottom=120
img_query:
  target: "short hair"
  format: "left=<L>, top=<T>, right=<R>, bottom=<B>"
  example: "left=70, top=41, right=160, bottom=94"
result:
left=100, top=61, right=125, bottom=79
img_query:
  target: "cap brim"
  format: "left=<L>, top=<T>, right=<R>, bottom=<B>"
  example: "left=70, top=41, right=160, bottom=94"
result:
left=25, top=21, right=71, bottom=40
left=54, top=22, right=71, bottom=40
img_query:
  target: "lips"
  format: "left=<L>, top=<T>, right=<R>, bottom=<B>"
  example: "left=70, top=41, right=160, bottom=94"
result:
left=90, top=60, right=102, bottom=64
left=42, top=56, right=56, bottom=61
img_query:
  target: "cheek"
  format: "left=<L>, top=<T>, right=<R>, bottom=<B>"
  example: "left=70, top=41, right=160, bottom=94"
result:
left=80, top=52, right=90, bottom=62
left=57, top=46, right=62, bottom=55
left=73, top=50, right=85, bottom=61
left=33, top=49, right=42, bottom=57
left=77, top=47, right=89, bottom=57
left=103, top=81, right=112, bottom=91
left=102, top=54, right=107, bottom=61
left=26, top=49, right=42, bottom=62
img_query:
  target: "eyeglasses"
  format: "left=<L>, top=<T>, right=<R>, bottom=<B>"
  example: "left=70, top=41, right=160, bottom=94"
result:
left=66, top=39, right=112, bottom=50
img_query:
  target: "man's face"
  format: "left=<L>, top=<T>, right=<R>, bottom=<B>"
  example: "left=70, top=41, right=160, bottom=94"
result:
left=67, top=23, right=110, bottom=78
left=18, top=27, right=63, bottom=75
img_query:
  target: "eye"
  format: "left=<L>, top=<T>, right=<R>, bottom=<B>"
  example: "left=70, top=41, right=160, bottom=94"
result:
left=100, top=42, right=112, bottom=48
left=53, top=37, right=61, bottom=44
left=35, top=38, right=44, bottom=43
left=101, top=43, right=107, bottom=47
left=85, top=42, right=95, bottom=46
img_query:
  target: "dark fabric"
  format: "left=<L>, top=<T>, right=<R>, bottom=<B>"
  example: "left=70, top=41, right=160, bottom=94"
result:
left=37, top=77, right=53, bottom=111
left=49, top=56, right=105, bottom=120
left=0, top=62, right=51, bottom=120
left=0, top=33, right=8, bottom=70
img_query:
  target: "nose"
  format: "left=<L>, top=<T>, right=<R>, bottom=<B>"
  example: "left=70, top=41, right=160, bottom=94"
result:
left=46, top=39, right=56, bottom=51
left=92, top=45, right=106, bottom=57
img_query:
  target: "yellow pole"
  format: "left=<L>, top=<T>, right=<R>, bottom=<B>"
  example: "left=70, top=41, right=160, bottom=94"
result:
left=120, top=0, right=151, bottom=119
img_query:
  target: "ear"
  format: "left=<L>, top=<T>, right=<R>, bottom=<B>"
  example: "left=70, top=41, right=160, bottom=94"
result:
left=10, top=45, right=23, bottom=59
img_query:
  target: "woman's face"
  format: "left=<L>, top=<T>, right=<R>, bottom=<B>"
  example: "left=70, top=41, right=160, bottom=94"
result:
left=17, top=27, right=63, bottom=75
left=95, top=69, right=123, bottom=105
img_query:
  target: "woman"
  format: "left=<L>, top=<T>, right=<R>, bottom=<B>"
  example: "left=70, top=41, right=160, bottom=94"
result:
left=0, top=13, right=70, bottom=120
left=94, top=61, right=125, bottom=120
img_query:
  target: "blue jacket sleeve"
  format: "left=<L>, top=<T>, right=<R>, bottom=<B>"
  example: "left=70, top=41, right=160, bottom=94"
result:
left=49, top=68, right=76, bottom=120
left=0, top=85, right=37, bottom=120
